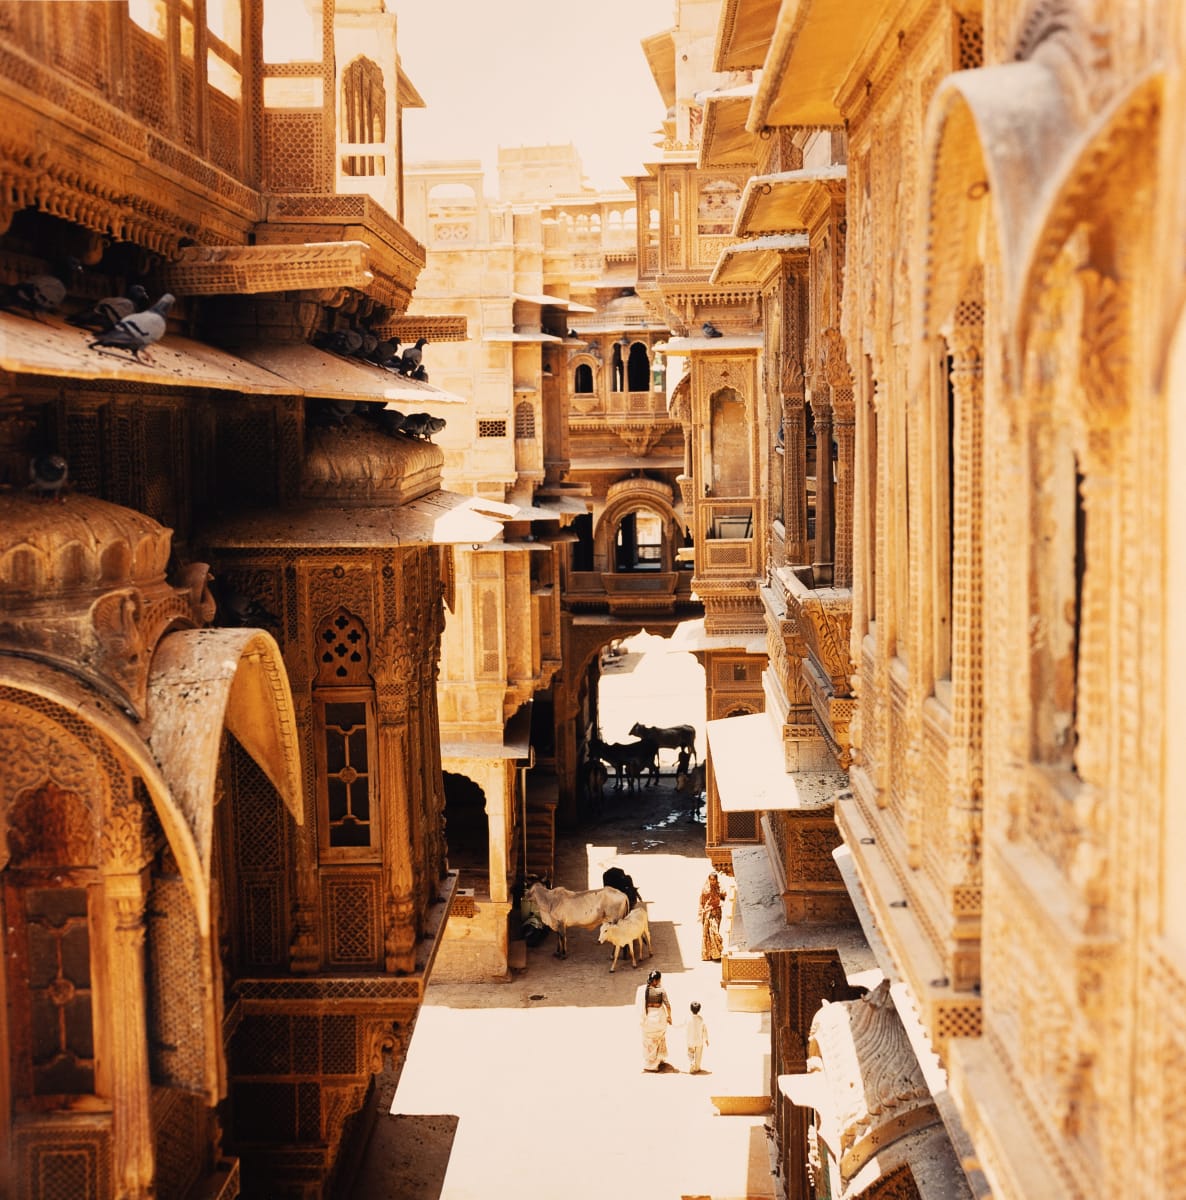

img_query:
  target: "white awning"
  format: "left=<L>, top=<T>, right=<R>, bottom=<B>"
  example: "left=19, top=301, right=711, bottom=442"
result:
left=706, top=712, right=847, bottom=811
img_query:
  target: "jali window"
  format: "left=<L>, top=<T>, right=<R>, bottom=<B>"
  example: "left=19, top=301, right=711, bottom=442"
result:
left=314, top=609, right=380, bottom=856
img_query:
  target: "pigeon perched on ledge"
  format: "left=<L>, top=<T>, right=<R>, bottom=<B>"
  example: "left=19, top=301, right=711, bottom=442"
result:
left=68, top=284, right=150, bottom=332
left=397, top=337, right=428, bottom=376
left=398, top=412, right=446, bottom=441
left=4, top=258, right=83, bottom=321
left=28, top=453, right=69, bottom=502
left=89, top=292, right=174, bottom=362
left=702, top=321, right=723, bottom=338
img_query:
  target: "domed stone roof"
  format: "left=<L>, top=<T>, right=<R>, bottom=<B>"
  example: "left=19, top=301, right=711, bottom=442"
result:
left=302, top=420, right=444, bottom=505
left=0, top=492, right=171, bottom=603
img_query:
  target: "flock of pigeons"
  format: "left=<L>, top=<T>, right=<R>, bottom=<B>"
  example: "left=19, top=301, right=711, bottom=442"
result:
left=4, top=259, right=447, bottom=501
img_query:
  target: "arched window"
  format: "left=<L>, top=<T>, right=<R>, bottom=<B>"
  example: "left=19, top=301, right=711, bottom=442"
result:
left=626, top=342, right=650, bottom=392
left=614, top=509, right=665, bottom=572
left=313, top=608, right=379, bottom=854
left=574, top=363, right=594, bottom=394
left=341, top=57, right=385, bottom=177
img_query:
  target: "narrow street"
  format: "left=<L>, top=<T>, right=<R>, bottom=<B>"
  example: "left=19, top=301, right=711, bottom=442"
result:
left=360, top=636, right=776, bottom=1200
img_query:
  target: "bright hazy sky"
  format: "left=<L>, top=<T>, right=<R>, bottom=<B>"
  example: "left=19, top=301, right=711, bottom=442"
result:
left=393, top=0, right=677, bottom=194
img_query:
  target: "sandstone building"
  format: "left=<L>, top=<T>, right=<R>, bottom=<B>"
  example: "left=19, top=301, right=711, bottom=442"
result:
left=0, top=2, right=502, bottom=1196
left=638, top=0, right=1186, bottom=1197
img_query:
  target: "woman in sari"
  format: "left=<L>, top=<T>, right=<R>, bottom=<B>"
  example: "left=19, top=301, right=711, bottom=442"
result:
left=639, top=969, right=672, bottom=1071
left=699, top=872, right=723, bottom=961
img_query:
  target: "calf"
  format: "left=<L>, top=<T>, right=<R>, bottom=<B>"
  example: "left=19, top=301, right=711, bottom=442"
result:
left=597, top=903, right=652, bottom=972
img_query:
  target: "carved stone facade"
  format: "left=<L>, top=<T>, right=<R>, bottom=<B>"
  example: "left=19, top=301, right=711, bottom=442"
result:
left=0, top=4, right=464, bottom=1198
left=662, top=0, right=1186, bottom=1197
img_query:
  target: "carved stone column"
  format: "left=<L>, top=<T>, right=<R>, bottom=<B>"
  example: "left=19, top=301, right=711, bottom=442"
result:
left=782, top=256, right=809, bottom=564
left=376, top=619, right=418, bottom=974
left=948, top=317, right=984, bottom=894
left=103, top=870, right=155, bottom=1199
left=811, top=400, right=835, bottom=586
left=833, top=397, right=855, bottom=589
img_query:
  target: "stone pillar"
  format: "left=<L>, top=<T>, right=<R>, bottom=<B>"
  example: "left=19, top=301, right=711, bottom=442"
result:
left=375, top=621, right=419, bottom=974
left=103, top=871, right=154, bottom=1200
left=832, top=392, right=855, bottom=589
left=811, top=400, right=835, bottom=586
left=782, top=256, right=809, bottom=564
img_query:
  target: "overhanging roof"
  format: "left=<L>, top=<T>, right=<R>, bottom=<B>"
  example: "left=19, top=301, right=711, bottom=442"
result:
left=203, top=490, right=512, bottom=548
left=641, top=28, right=677, bottom=111
left=733, top=165, right=848, bottom=236
left=656, top=333, right=764, bottom=354
left=238, top=342, right=467, bottom=404
left=706, top=711, right=848, bottom=811
left=0, top=310, right=294, bottom=394
left=714, top=0, right=782, bottom=72
left=483, top=330, right=564, bottom=343
left=750, top=0, right=888, bottom=130
left=711, top=232, right=810, bottom=285
left=513, top=292, right=596, bottom=312
left=699, top=86, right=762, bottom=169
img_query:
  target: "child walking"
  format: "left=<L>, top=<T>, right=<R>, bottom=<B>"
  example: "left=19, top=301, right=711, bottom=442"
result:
left=686, top=1001, right=709, bottom=1074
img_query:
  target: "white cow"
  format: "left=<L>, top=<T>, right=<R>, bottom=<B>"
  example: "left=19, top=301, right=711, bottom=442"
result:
left=526, top=881, right=630, bottom=959
left=598, top=902, right=652, bottom=972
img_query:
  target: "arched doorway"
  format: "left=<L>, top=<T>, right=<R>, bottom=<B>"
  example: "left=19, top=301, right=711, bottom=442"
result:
left=443, top=772, right=488, bottom=889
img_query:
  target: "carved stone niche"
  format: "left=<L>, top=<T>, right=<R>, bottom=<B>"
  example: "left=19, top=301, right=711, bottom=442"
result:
left=0, top=493, right=215, bottom=716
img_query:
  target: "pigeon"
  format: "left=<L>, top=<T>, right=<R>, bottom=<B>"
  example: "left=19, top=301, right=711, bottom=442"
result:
left=28, top=453, right=69, bottom=502
left=353, top=329, right=378, bottom=361
left=5, top=258, right=83, bottom=321
left=89, top=292, right=174, bottom=362
left=307, top=398, right=356, bottom=428
left=68, top=284, right=150, bottom=332
left=398, top=412, right=446, bottom=441
left=327, top=328, right=363, bottom=357
left=702, top=321, right=724, bottom=338
left=372, top=408, right=408, bottom=437
left=397, top=337, right=428, bottom=376
left=410, top=364, right=429, bottom=383
left=368, top=337, right=401, bottom=370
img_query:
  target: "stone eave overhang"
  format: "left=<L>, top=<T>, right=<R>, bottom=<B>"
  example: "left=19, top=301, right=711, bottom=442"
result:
left=733, top=165, right=848, bottom=237
left=713, top=0, right=782, bottom=73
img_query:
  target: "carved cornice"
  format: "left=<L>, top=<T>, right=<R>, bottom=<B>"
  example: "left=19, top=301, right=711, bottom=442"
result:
left=162, top=242, right=376, bottom=297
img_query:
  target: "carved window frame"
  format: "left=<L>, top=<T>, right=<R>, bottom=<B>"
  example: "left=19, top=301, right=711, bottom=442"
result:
left=4, top=877, right=106, bottom=1110
left=313, top=688, right=381, bottom=862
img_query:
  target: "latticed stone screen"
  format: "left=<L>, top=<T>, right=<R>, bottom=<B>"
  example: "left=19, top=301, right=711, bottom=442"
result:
left=324, top=874, right=380, bottom=967
left=146, top=875, right=205, bottom=1091
left=514, top=401, right=536, bottom=439
left=263, top=111, right=325, bottom=193
left=14, top=1128, right=112, bottom=1200
left=477, top=419, right=508, bottom=438
left=230, top=739, right=287, bottom=968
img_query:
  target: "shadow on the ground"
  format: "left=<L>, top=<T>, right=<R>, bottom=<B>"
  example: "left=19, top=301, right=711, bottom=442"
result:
left=352, top=1113, right=457, bottom=1200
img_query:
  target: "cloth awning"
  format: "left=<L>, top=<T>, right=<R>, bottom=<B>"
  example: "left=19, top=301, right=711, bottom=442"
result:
left=666, top=617, right=766, bottom=655
left=0, top=310, right=294, bottom=394
left=238, top=342, right=466, bottom=404
left=203, top=489, right=513, bottom=548
left=706, top=712, right=848, bottom=811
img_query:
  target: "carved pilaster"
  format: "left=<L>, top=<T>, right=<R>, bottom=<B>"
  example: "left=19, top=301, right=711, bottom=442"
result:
left=103, top=872, right=154, bottom=1200
left=811, top=401, right=835, bottom=585
left=949, top=313, right=985, bottom=882
left=374, top=618, right=419, bottom=973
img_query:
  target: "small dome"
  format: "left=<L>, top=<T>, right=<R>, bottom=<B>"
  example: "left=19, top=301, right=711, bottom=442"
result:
left=0, top=493, right=171, bottom=603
